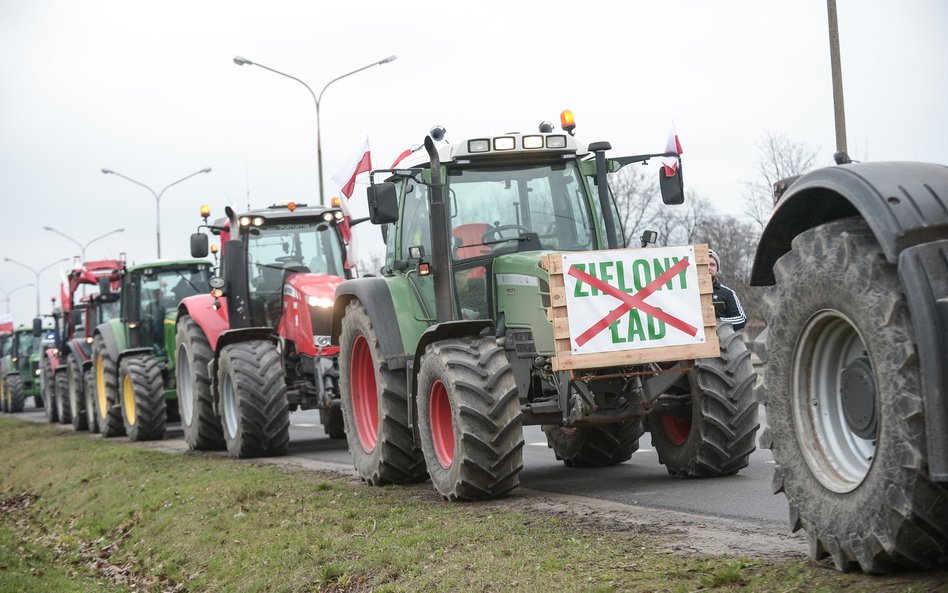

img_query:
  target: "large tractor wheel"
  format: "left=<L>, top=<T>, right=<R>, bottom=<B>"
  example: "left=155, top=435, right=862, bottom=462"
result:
left=9, top=375, right=25, bottom=413
left=646, top=323, right=758, bottom=477
left=119, top=353, right=166, bottom=441
left=41, top=357, right=58, bottom=423
left=93, top=335, right=125, bottom=437
left=175, top=316, right=224, bottom=450
left=543, top=420, right=643, bottom=468
left=0, top=376, right=8, bottom=413
left=67, top=355, right=88, bottom=431
left=54, top=370, right=71, bottom=424
left=759, top=217, right=948, bottom=572
left=84, top=369, right=98, bottom=433
left=416, top=337, right=524, bottom=500
left=217, top=340, right=289, bottom=458
left=338, top=301, right=426, bottom=485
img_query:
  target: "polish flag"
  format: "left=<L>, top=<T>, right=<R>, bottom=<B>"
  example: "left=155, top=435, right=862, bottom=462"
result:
left=332, top=136, right=372, bottom=199
left=0, top=313, right=13, bottom=334
left=389, top=148, right=413, bottom=168
left=661, top=125, right=683, bottom=177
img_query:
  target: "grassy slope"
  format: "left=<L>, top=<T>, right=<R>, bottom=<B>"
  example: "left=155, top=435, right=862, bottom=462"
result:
left=0, top=418, right=943, bottom=593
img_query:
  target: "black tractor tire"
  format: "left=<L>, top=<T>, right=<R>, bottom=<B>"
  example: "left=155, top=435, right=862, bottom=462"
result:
left=175, top=316, right=224, bottom=450
left=320, top=406, right=346, bottom=439
left=84, top=369, right=98, bottom=433
left=8, top=375, right=24, bottom=413
left=759, top=217, right=948, bottom=573
left=0, top=376, right=8, bottom=413
left=92, top=335, right=125, bottom=438
left=54, top=369, right=71, bottom=424
left=217, top=340, right=289, bottom=458
left=67, top=355, right=88, bottom=431
left=416, top=337, right=524, bottom=500
left=543, top=420, right=643, bottom=468
left=42, top=357, right=58, bottom=423
left=646, top=323, right=758, bottom=478
left=119, top=353, right=166, bottom=441
left=338, top=301, right=426, bottom=485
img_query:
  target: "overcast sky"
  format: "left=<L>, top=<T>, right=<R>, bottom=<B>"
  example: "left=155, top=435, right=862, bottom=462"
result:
left=1, top=0, right=946, bottom=324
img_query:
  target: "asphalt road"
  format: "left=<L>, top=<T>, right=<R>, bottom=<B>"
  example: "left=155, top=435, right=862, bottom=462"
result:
left=14, top=398, right=790, bottom=528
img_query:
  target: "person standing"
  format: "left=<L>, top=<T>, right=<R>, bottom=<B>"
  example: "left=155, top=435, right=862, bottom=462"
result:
left=708, top=249, right=746, bottom=330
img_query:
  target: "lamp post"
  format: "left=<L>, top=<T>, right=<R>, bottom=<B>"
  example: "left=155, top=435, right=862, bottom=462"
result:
left=43, top=226, right=125, bottom=262
left=3, top=258, right=70, bottom=316
left=0, top=283, right=35, bottom=314
left=233, top=54, right=397, bottom=206
left=101, top=167, right=212, bottom=258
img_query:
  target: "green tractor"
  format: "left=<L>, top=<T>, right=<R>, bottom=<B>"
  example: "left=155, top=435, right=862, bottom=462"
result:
left=330, top=115, right=759, bottom=500
left=92, top=259, right=211, bottom=440
left=0, top=326, right=42, bottom=412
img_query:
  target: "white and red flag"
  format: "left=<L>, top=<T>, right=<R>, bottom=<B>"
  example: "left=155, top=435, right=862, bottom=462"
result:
left=661, top=125, right=683, bottom=177
left=389, top=148, right=413, bottom=168
left=332, top=136, right=373, bottom=200
left=0, top=313, right=13, bottom=334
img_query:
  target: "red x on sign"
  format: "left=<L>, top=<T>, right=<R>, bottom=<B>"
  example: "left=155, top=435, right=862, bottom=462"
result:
left=567, top=257, right=698, bottom=348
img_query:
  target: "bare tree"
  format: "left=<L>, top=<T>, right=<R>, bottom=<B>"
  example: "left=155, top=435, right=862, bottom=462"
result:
left=608, top=165, right=660, bottom=245
left=743, top=132, right=818, bottom=231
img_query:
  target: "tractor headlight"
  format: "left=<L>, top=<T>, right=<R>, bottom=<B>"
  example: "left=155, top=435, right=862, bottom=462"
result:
left=306, top=296, right=334, bottom=308
left=35, top=369, right=41, bottom=376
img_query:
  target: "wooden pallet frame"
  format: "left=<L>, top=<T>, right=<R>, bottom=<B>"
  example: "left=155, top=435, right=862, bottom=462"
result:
left=541, top=244, right=720, bottom=372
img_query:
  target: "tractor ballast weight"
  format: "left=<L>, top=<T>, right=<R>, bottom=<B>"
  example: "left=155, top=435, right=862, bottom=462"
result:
left=750, top=161, right=948, bottom=572
left=332, top=116, right=756, bottom=501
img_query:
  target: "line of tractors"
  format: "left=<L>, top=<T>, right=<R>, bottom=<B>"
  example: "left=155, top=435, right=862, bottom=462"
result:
left=2, top=112, right=947, bottom=574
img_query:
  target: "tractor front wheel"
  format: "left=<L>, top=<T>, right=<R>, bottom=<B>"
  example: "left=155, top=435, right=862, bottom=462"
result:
left=176, top=316, right=224, bottom=450
left=543, top=420, right=643, bottom=467
left=42, top=357, right=58, bottom=423
left=119, top=353, right=166, bottom=441
left=67, top=354, right=88, bottom=431
left=84, top=369, right=98, bottom=433
left=92, top=335, right=124, bottom=437
left=320, top=405, right=345, bottom=439
left=54, top=370, right=71, bottom=424
left=417, top=337, right=524, bottom=500
left=2, top=375, right=23, bottom=413
left=646, top=323, right=758, bottom=477
left=217, top=340, right=289, bottom=458
left=339, top=301, right=426, bottom=485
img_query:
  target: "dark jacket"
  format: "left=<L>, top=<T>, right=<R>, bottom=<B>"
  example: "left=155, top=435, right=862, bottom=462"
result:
left=712, top=279, right=746, bottom=330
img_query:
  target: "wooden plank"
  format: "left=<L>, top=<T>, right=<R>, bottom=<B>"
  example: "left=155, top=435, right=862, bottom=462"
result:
left=552, top=340, right=720, bottom=371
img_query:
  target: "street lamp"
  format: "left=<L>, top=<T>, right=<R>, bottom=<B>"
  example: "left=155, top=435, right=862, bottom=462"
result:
left=43, top=226, right=125, bottom=262
left=101, top=167, right=212, bottom=258
left=233, top=54, right=397, bottom=206
left=3, top=257, right=70, bottom=316
left=0, top=283, right=35, bottom=314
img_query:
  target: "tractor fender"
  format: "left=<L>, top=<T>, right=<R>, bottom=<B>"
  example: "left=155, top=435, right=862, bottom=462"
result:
left=178, top=294, right=229, bottom=351
left=751, top=161, right=948, bottom=286
left=93, top=323, right=120, bottom=362
left=215, top=327, right=274, bottom=354
left=117, top=348, right=153, bottom=366
left=331, top=278, right=406, bottom=370
left=751, top=160, right=948, bottom=482
left=409, top=320, right=492, bottom=397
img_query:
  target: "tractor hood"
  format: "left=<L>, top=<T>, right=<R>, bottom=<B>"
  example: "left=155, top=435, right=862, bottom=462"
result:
left=284, top=272, right=345, bottom=305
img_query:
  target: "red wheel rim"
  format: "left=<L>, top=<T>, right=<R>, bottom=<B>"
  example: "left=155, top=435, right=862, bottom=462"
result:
left=429, top=380, right=454, bottom=468
left=350, top=335, right=378, bottom=452
left=661, top=415, right=691, bottom=446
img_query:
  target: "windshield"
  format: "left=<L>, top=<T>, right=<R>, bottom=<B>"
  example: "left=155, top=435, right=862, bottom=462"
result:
left=247, top=221, right=346, bottom=327
left=138, top=265, right=210, bottom=350
left=15, top=333, right=33, bottom=358
left=96, top=298, right=120, bottom=325
left=446, top=163, right=594, bottom=260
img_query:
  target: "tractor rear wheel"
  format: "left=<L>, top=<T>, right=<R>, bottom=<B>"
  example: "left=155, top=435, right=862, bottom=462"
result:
left=646, top=323, right=758, bottom=477
left=9, top=374, right=24, bottom=413
left=119, top=353, right=166, bottom=441
left=320, top=406, right=345, bottom=439
left=217, top=340, right=289, bottom=458
left=42, top=357, right=58, bottom=423
left=417, top=337, right=524, bottom=500
left=67, top=354, right=88, bottom=431
left=54, top=369, right=71, bottom=424
left=543, top=420, right=643, bottom=467
left=93, top=335, right=124, bottom=437
left=0, top=376, right=8, bottom=413
left=759, top=217, right=948, bottom=572
left=84, top=369, right=98, bottom=433
left=339, top=301, right=426, bottom=485
left=176, top=316, right=224, bottom=450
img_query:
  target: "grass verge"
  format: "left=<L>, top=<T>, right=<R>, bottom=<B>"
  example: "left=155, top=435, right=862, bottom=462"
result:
left=0, top=417, right=945, bottom=593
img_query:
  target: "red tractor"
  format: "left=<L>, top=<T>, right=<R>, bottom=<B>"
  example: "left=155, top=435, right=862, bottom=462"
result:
left=44, top=260, right=124, bottom=430
left=179, top=202, right=355, bottom=458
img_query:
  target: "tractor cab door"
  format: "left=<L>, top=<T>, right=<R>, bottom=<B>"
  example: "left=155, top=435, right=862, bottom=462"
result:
left=396, top=178, right=437, bottom=323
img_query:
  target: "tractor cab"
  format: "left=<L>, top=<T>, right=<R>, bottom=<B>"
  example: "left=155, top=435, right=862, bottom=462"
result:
left=122, top=261, right=211, bottom=353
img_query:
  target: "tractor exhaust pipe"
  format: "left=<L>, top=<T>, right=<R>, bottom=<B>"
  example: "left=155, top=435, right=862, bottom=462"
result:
left=424, top=135, right=456, bottom=323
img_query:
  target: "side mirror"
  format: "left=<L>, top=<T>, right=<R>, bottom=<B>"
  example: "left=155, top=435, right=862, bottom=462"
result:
left=190, top=233, right=209, bottom=258
left=366, top=183, right=399, bottom=224
left=97, top=276, right=111, bottom=296
left=659, top=164, right=684, bottom=205
left=32, top=317, right=42, bottom=338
